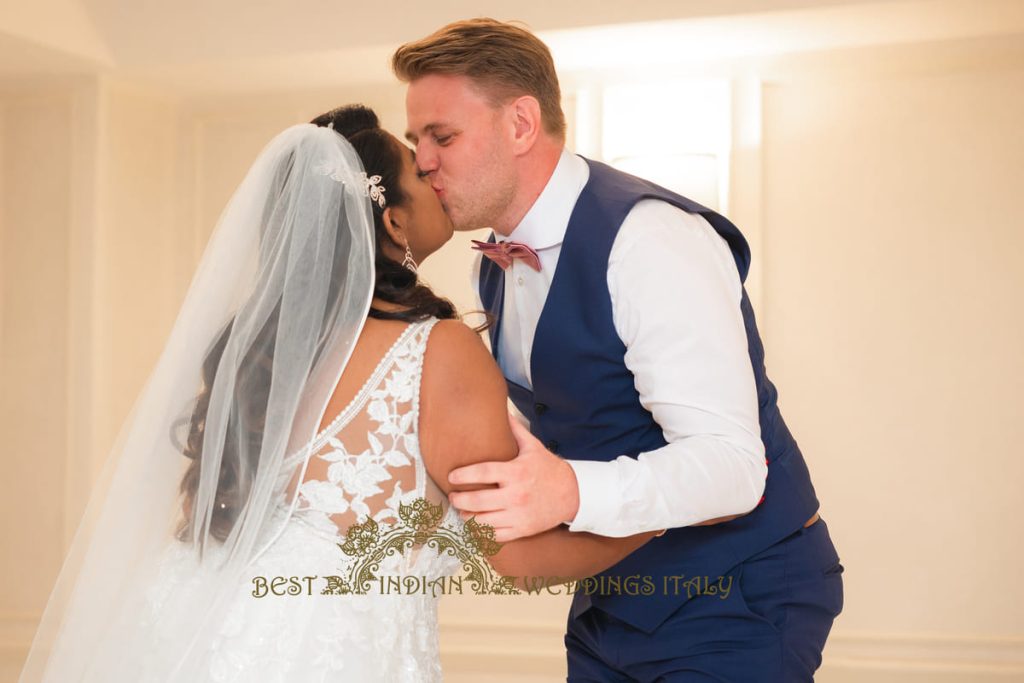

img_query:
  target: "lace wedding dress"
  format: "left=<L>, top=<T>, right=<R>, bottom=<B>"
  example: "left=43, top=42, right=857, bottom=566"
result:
left=143, top=317, right=464, bottom=682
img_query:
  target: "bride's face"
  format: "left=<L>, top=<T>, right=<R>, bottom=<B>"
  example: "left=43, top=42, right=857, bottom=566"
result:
left=387, top=135, right=454, bottom=263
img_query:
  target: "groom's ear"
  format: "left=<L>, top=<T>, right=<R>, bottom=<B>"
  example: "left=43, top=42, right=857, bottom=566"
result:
left=509, top=95, right=542, bottom=155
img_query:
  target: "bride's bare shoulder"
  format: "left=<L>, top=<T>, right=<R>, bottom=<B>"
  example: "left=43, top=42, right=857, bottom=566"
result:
left=418, top=318, right=516, bottom=493
left=421, top=319, right=503, bottom=396
left=426, top=317, right=488, bottom=353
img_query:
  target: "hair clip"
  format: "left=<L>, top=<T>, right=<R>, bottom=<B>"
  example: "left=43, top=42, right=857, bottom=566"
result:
left=313, top=161, right=386, bottom=208
left=365, top=174, right=386, bottom=209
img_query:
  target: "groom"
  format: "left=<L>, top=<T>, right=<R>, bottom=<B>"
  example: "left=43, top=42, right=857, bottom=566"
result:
left=394, top=19, right=843, bottom=682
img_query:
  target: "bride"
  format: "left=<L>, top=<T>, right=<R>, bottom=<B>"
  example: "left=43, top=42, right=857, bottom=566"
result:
left=18, top=105, right=657, bottom=682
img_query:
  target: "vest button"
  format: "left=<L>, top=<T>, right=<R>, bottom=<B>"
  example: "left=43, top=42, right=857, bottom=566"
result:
left=545, top=440, right=560, bottom=454
left=533, top=402, right=548, bottom=415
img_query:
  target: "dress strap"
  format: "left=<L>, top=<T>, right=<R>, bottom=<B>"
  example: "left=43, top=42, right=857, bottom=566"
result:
left=410, top=317, right=442, bottom=420
left=281, top=318, right=429, bottom=469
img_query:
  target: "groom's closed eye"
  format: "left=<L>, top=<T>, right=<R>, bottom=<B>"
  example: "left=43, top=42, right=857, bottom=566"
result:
left=415, top=124, right=456, bottom=147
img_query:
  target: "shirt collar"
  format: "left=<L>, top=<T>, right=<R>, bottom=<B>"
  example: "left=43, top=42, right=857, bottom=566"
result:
left=503, top=148, right=589, bottom=250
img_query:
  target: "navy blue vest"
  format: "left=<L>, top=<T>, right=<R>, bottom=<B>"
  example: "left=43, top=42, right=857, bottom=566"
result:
left=478, top=158, right=820, bottom=633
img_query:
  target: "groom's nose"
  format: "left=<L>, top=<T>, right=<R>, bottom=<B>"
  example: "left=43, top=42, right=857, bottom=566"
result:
left=415, top=144, right=440, bottom=173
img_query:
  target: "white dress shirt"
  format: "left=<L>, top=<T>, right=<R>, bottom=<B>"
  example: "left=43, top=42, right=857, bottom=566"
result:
left=471, top=149, right=768, bottom=538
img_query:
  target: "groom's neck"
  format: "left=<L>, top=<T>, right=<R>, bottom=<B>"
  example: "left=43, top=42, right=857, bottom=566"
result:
left=490, top=139, right=563, bottom=237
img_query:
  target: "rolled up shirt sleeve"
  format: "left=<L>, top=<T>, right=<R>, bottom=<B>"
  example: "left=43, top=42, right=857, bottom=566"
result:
left=565, top=200, right=767, bottom=537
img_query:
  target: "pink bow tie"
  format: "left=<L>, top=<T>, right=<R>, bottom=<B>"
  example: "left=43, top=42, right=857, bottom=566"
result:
left=471, top=239, right=542, bottom=272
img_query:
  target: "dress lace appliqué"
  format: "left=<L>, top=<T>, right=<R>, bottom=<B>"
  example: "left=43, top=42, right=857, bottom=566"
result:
left=145, top=317, right=461, bottom=683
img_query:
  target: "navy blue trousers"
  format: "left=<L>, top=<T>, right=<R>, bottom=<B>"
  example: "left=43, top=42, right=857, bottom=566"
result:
left=565, top=518, right=844, bottom=682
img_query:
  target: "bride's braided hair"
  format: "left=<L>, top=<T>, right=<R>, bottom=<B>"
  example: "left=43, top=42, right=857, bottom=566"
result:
left=175, top=105, right=462, bottom=545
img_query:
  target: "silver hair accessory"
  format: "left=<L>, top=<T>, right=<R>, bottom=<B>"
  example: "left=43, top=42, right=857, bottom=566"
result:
left=313, top=161, right=385, bottom=208
left=365, top=174, right=386, bottom=209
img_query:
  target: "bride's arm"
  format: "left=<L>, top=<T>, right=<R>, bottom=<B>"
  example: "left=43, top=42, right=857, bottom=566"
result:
left=418, top=320, right=659, bottom=585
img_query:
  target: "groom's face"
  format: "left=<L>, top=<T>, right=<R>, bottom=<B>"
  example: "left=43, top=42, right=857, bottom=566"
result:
left=405, top=74, right=516, bottom=232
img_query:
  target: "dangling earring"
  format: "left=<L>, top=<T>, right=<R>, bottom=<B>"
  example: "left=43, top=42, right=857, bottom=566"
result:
left=402, top=243, right=418, bottom=274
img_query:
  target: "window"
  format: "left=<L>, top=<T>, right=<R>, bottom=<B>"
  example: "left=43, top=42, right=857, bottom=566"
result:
left=569, top=79, right=731, bottom=211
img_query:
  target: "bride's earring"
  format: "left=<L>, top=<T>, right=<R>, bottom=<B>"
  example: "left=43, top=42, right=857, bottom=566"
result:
left=402, top=243, right=418, bottom=274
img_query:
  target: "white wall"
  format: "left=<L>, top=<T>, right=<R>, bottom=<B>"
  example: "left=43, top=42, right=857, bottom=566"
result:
left=760, top=62, right=1024, bottom=681
left=0, top=88, right=74, bottom=681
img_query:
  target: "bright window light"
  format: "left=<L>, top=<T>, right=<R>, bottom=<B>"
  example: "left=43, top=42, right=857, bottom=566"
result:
left=574, top=79, right=731, bottom=210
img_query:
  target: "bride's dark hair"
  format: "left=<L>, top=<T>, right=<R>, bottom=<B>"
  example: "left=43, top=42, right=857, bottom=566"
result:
left=175, top=105, right=464, bottom=544
left=311, top=104, right=462, bottom=323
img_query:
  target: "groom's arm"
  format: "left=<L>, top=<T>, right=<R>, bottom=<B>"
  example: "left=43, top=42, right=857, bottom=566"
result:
left=448, top=201, right=768, bottom=540
left=562, top=201, right=767, bottom=537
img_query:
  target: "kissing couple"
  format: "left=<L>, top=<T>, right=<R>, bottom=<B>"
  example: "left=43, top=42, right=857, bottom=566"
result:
left=20, top=17, right=842, bottom=683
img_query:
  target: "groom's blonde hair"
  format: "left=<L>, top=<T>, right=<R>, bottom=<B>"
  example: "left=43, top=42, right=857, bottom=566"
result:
left=391, top=18, right=566, bottom=140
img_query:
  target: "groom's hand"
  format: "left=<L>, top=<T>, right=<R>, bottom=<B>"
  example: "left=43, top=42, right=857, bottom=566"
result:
left=447, top=414, right=579, bottom=543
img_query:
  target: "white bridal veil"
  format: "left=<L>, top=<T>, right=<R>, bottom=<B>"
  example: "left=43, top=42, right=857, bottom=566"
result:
left=18, top=123, right=376, bottom=681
